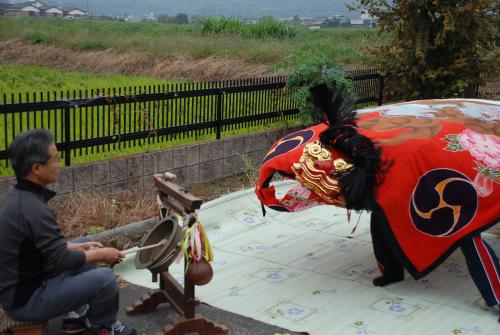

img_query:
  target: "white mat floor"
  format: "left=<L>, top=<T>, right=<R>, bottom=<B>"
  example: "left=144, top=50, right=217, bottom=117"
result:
left=115, top=181, right=500, bottom=335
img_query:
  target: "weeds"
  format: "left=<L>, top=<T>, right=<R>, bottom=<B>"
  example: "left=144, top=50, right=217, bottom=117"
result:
left=198, top=16, right=299, bottom=39
left=241, top=155, right=259, bottom=186
left=53, top=188, right=157, bottom=239
left=0, top=16, right=388, bottom=65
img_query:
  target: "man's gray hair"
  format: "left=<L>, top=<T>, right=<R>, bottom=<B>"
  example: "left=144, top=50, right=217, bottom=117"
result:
left=7, top=129, right=55, bottom=180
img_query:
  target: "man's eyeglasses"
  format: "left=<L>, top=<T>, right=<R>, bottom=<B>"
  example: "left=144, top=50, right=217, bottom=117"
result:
left=40, top=153, right=61, bottom=165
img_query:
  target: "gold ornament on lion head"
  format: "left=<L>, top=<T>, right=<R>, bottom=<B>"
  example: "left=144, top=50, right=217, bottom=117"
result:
left=291, top=141, right=353, bottom=207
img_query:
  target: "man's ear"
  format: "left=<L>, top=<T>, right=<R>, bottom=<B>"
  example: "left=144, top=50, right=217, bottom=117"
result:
left=30, top=163, right=43, bottom=177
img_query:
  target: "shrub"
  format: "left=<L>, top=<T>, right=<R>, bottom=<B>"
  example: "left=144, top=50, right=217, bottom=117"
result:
left=197, top=16, right=298, bottom=39
left=245, top=17, right=298, bottom=39
left=25, top=31, right=45, bottom=44
left=197, top=16, right=243, bottom=35
left=273, top=44, right=356, bottom=125
left=354, top=0, right=498, bottom=99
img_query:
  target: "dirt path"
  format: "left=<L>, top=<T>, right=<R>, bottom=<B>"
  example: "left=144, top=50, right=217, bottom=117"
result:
left=0, top=39, right=276, bottom=81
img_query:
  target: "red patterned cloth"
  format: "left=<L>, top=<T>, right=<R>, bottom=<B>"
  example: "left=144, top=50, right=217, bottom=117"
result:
left=256, top=99, right=500, bottom=277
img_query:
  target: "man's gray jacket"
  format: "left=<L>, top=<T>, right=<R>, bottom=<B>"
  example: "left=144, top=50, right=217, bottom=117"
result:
left=0, top=180, right=85, bottom=310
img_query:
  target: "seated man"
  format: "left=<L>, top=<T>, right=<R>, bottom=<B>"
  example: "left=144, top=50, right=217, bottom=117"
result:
left=0, top=129, right=136, bottom=335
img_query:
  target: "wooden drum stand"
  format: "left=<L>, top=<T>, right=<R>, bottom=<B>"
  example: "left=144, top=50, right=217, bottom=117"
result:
left=126, top=173, right=228, bottom=335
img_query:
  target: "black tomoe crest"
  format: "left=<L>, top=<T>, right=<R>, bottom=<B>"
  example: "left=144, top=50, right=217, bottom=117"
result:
left=410, top=169, right=478, bottom=236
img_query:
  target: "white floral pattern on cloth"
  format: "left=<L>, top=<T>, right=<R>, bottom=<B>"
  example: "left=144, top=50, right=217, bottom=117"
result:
left=450, top=326, right=482, bottom=335
left=341, top=264, right=378, bottom=279
left=419, top=279, right=435, bottom=290
left=230, top=207, right=267, bottom=227
left=368, top=297, right=425, bottom=320
left=305, top=252, right=317, bottom=261
left=442, top=129, right=499, bottom=197
left=311, top=287, right=337, bottom=296
left=250, top=268, right=300, bottom=284
left=227, top=286, right=243, bottom=297
left=241, top=241, right=273, bottom=254
left=351, top=321, right=373, bottom=335
left=264, top=300, right=319, bottom=322
left=436, top=261, right=469, bottom=278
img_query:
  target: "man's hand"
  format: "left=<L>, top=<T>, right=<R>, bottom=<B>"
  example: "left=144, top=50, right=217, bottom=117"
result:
left=84, top=247, right=124, bottom=265
left=81, top=241, right=103, bottom=250
left=68, top=241, right=103, bottom=251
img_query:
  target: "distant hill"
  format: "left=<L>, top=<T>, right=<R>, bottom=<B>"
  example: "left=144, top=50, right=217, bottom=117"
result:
left=13, top=0, right=357, bottom=18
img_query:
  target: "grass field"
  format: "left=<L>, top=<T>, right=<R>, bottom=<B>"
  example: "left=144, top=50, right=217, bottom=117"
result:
left=0, top=16, right=389, bottom=64
left=0, top=64, right=178, bottom=98
left=0, top=17, right=387, bottom=176
left=0, top=118, right=299, bottom=177
left=0, top=63, right=299, bottom=177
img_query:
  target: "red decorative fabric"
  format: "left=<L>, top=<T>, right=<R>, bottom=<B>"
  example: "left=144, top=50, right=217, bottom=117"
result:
left=256, top=99, right=500, bottom=275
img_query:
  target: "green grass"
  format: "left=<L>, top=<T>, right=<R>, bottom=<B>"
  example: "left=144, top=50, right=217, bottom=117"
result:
left=0, top=118, right=301, bottom=177
left=198, top=16, right=299, bottom=39
left=0, top=16, right=390, bottom=64
left=0, top=64, right=177, bottom=98
left=0, top=63, right=300, bottom=177
left=0, top=17, right=389, bottom=176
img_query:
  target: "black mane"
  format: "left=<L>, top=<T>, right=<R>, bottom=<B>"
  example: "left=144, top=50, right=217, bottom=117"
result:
left=309, top=83, right=390, bottom=211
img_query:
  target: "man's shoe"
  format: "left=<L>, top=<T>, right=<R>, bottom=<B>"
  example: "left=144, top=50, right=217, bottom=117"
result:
left=62, top=305, right=90, bottom=334
left=63, top=318, right=88, bottom=334
left=85, top=321, right=136, bottom=335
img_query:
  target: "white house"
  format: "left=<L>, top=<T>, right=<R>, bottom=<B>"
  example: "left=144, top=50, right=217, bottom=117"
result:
left=350, top=19, right=365, bottom=26
left=41, top=4, right=63, bottom=17
left=63, top=8, right=87, bottom=18
left=2, top=1, right=87, bottom=18
left=5, top=1, right=41, bottom=16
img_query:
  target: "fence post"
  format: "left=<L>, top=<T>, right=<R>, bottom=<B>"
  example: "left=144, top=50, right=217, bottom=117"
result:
left=378, top=75, right=385, bottom=106
left=63, top=101, right=71, bottom=166
left=216, top=89, right=223, bottom=140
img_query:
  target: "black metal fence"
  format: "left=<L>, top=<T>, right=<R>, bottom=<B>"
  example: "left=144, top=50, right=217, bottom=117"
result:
left=0, top=69, right=385, bottom=167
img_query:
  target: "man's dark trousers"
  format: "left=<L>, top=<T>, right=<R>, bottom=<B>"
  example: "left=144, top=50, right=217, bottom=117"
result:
left=8, top=237, right=119, bottom=326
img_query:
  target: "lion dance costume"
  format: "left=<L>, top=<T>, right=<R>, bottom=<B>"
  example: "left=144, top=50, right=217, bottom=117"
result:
left=256, top=84, right=500, bottom=316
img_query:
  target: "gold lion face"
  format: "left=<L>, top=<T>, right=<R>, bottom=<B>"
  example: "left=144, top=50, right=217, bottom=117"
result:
left=291, top=141, right=353, bottom=207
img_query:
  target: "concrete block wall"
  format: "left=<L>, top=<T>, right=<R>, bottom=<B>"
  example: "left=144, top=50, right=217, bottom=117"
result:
left=0, top=126, right=301, bottom=200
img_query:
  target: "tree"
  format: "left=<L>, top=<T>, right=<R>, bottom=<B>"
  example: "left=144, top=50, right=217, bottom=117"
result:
left=321, top=18, right=341, bottom=28
left=157, top=14, right=170, bottom=23
left=355, top=1, right=498, bottom=99
left=173, top=13, right=189, bottom=24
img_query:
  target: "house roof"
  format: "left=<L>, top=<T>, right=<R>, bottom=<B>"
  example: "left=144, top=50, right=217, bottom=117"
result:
left=6, top=1, right=69, bottom=12
left=350, top=19, right=365, bottom=25
left=311, top=20, right=325, bottom=25
left=62, top=7, right=86, bottom=13
left=39, top=4, right=62, bottom=11
left=5, top=1, right=49, bottom=9
left=3, top=1, right=87, bottom=15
